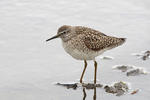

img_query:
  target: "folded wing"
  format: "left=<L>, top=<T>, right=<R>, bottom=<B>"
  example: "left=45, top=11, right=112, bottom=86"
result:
left=82, top=33, right=125, bottom=51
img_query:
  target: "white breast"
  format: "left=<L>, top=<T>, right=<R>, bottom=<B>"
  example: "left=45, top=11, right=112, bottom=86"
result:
left=62, top=40, right=105, bottom=60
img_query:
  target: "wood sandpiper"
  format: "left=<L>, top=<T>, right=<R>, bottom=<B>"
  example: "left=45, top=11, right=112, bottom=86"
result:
left=46, top=25, right=126, bottom=84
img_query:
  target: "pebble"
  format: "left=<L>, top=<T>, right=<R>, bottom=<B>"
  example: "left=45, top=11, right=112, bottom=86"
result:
left=104, top=81, right=129, bottom=96
left=127, top=69, right=147, bottom=76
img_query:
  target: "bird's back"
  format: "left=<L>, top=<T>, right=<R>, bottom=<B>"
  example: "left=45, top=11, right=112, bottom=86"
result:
left=74, top=26, right=126, bottom=51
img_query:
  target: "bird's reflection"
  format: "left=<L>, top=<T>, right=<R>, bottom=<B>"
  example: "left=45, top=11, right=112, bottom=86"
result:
left=82, top=87, right=97, bottom=100
left=93, top=87, right=96, bottom=100
left=82, top=88, right=87, bottom=100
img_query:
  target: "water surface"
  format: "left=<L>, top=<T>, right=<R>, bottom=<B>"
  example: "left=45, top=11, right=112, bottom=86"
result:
left=0, top=0, right=150, bottom=100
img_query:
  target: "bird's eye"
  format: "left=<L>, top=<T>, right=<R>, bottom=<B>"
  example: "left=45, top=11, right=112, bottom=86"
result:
left=60, top=30, right=68, bottom=34
left=62, top=31, right=67, bottom=34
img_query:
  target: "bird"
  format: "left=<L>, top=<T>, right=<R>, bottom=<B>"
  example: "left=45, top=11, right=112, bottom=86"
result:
left=46, top=25, right=126, bottom=84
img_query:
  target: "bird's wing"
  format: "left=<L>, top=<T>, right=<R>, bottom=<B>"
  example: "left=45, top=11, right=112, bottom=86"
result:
left=82, top=33, right=124, bottom=51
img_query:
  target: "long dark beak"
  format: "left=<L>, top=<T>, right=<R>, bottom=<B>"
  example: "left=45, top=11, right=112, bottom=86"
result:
left=46, top=34, right=61, bottom=42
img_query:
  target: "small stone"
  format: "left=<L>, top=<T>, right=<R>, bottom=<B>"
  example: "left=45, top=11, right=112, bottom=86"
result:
left=104, top=85, right=117, bottom=93
left=96, top=84, right=103, bottom=87
left=114, top=81, right=128, bottom=90
left=127, top=69, right=147, bottom=76
left=142, top=53, right=150, bottom=60
left=113, top=65, right=134, bottom=72
left=132, top=50, right=150, bottom=61
left=82, top=83, right=103, bottom=89
left=56, top=83, right=78, bottom=89
left=104, top=81, right=129, bottom=96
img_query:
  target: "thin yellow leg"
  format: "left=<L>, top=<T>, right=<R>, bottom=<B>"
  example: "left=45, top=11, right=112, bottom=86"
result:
left=94, top=60, right=97, bottom=84
left=80, top=60, right=87, bottom=83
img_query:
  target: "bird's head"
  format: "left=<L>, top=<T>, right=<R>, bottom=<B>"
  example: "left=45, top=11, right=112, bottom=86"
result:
left=46, top=25, right=73, bottom=42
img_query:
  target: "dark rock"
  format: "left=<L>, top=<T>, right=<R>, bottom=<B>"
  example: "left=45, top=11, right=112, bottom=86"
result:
left=132, top=50, right=150, bottom=61
left=82, top=83, right=103, bottom=89
left=104, top=81, right=128, bottom=96
left=126, top=69, right=146, bottom=76
left=104, top=85, right=117, bottom=93
left=114, top=81, right=128, bottom=90
left=56, top=83, right=78, bottom=89
left=113, top=65, right=133, bottom=72
left=142, top=52, right=150, bottom=60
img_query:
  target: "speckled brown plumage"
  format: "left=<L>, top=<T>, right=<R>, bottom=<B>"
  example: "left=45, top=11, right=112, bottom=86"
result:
left=46, top=25, right=126, bottom=84
left=83, top=34, right=125, bottom=51
left=74, top=26, right=126, bottom=51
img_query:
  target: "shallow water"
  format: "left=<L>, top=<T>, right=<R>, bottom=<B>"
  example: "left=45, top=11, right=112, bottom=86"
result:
left=0, top=0, right=150, bottom=100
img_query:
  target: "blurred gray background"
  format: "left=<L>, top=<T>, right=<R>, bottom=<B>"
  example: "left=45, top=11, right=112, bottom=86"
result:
left=0, top=0, right=150, bottom=100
